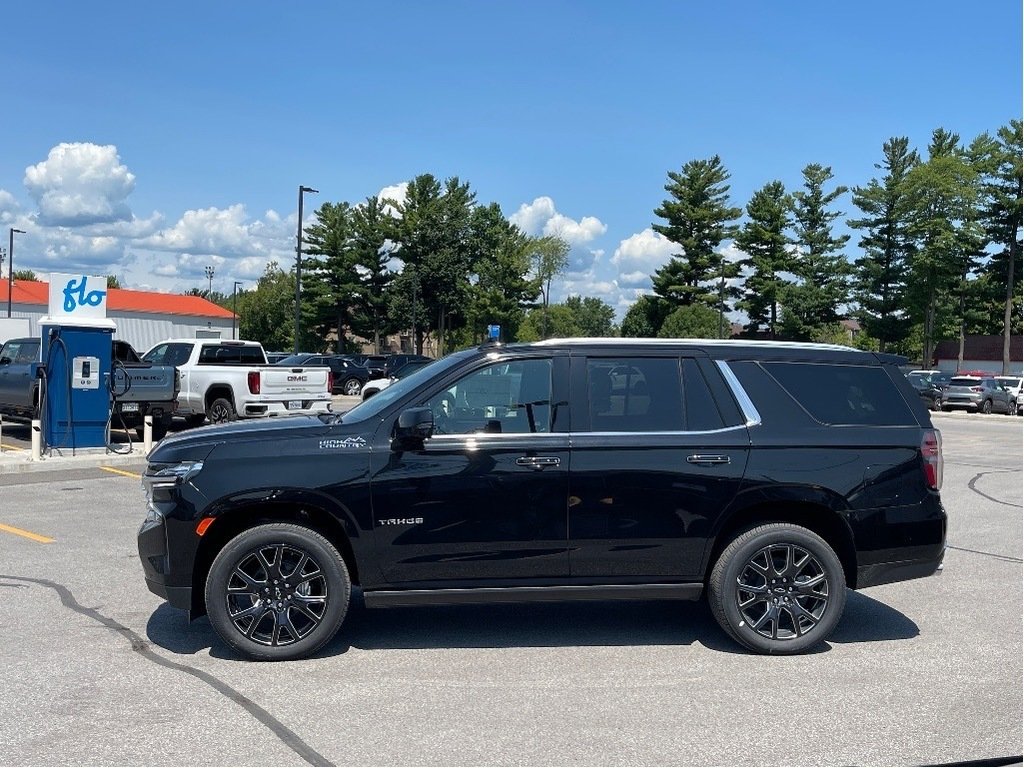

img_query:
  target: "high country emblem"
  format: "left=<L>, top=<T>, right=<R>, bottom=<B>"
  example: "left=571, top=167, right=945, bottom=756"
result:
left=319, top=436, right=367, bottom=449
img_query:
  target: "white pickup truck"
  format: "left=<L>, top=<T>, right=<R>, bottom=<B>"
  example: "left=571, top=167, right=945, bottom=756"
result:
left=142, top=339, right=332, bottom=424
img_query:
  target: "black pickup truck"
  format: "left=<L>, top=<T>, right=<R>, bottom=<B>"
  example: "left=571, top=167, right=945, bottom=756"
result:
left=0, top=337, right=179, bottom=440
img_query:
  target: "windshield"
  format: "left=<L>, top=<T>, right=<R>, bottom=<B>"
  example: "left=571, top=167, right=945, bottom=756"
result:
left=275, top=354, right=310, bottom=366
left=341, top=349, right=476, bottom=423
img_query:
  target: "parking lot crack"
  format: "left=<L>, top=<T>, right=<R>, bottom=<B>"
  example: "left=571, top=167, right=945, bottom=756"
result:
left=967, top=469, right=1023, bottom=509
left=0, top=574, right=334, bottom=767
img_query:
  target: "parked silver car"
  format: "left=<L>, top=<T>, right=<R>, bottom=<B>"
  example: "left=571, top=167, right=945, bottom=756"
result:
left=941, top=375, right=1017, bottom=415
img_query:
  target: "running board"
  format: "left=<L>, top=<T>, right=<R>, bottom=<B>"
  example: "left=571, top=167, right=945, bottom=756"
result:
left=363, top=583, right=704, bottom=608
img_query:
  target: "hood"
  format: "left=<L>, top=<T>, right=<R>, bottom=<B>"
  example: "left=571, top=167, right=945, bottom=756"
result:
left=149, top=414, right=335, bottom=463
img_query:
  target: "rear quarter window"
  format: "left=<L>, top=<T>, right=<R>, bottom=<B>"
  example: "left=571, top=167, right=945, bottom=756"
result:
left=761, top=362, right=915, bottom=426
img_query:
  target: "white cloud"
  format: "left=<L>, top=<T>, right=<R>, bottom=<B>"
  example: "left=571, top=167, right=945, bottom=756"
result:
left=378, top=182, right=408, bottom=216
left=24, top=142, right=136, bottom=226
left=140, top=204, right=276, bottom=258
left=509, top=196, right=607, bottom=246
left=611, top=228, right=679, bottom=274
left=619, top=270, right=650, bottom=288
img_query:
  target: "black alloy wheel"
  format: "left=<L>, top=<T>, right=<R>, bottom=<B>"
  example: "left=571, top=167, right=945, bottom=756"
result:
left=206, top=523, right=350, bottom=661
left=982, top=399, right=993, bottom=415
left=709, top=522, right=846, bottom=654
left=1009, top=400, right=1019, bottom=416
left=207, top=397, right=236, bottom=423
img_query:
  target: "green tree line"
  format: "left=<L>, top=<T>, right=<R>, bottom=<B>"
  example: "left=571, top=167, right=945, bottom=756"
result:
left=624, top=120, right=1021, bottom=372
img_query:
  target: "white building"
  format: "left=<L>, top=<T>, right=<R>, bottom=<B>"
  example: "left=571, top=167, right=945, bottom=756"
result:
left=0, top=279, right=236, bottom=352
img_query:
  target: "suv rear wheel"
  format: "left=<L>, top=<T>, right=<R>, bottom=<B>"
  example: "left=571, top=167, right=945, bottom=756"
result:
left=205, top=523, right=351, bottom=661
left=709, top=523, right=846, bottom=654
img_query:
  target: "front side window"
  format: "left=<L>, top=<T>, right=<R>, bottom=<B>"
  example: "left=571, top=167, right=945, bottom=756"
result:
left=14, top=341, right=40, bottom=364
left=587, top=357, right=683, bottom=432
left=425, top=358, right=553, bottom=435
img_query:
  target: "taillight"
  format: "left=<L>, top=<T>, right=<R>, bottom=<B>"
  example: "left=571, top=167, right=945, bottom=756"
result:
left=327, top=372, right=333, bottom=393
left=970, top=386, right=983, bottom=392
left=247, top=371, right=261, bottom=394
left=921, top=429, right=943, bottom=490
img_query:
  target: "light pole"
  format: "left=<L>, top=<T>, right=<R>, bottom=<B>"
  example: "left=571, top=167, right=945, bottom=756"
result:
left=8, top=228, right=25, bottom=318
left=294, top=185, right=318, bottom=354
left=204, top=265, right=215, bottom=297
left=232, top=281, right=243, bottom=340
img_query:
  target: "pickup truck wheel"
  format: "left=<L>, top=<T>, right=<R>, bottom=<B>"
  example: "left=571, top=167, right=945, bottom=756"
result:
left=709, top=523, right=846, bottom=655
left=341, top=377, right=362, bottom=396
left=205, top=523, right=350, bottom=661
left=207, top=397, right=236, bottom=423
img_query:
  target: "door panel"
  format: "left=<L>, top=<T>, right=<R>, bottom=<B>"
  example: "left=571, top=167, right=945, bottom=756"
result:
left=568, top=354, right=749, bottom=580
left=370, top=434, right=570, bottom=584
left=369, top=355, right=571, bottom=585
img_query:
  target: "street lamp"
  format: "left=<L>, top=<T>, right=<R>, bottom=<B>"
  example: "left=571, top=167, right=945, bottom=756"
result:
left=8, top=228, right=25, bottom=318
left=204, top=265, right=215, bottom=296
left=294, top=185, right=318, bottom=354
left=232, top=281, right=243, bottom=340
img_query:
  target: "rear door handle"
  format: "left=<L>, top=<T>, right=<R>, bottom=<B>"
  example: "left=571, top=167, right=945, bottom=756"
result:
left=516, top=456, right=561, bottom=470
left=686, top=454, right=731, bottom=466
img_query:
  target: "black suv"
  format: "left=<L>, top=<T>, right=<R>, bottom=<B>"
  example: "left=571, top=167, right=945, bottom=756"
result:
left=139, top=340, right=946, bottom=660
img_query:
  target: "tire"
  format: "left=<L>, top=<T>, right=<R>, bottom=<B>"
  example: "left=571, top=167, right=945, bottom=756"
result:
left=931, top=396, right=942, bottom=412
left=207, top=397, right=236, bottom=423
left=185, top=414, right=206, bottom=428
left=341, top=377, right=362, bottom=396
left=981, top=399, right=993, bottom=415
left=708, top=523, right=846, bottom=655
left=1008, top=401, right=1019, bottom=417
left=205, top=523, right=351, bottom=661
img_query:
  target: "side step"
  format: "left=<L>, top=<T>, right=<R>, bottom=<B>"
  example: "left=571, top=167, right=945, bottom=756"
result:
left=363, top=583, right=703, bottom=608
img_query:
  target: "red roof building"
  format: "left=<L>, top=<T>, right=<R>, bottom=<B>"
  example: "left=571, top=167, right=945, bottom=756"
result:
left=0, top=279, right=236, bottom=353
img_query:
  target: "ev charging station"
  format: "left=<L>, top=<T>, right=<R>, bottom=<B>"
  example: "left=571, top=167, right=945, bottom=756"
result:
left=38, top=273, right=114, bottom=451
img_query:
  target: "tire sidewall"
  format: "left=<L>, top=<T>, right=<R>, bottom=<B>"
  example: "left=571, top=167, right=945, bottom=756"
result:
left=205, top=524, right=350, bottom=661
left=207, top=397, right=236, bottom=423
left=712, top=524, right=846, bottom=655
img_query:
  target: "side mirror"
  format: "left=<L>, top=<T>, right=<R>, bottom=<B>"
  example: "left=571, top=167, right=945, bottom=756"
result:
left=0, top=356, right=10, bottom=366
left=393, top=407, right=433, bottom=449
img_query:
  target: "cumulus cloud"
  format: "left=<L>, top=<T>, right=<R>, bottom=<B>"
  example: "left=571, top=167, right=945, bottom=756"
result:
left=509, top=196, right=607, bottom=246
left=378, top=182, right=408, bottom=217
left=24, top=142, right=136, bottom=226
left=611, top=228, right=679, bottom=274
left=140, top=204, right=276, bottom=257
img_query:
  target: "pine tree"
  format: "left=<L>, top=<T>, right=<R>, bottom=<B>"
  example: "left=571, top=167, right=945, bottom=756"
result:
left=350, top=195, right=396, bottom=352
left=780, top=165, right=851, bottom=340
left=735, top=181, right=792, bottom=338
left=849, top=137, right=919, bottom=353
left=651, top=156, right=742, bottom=309
left=303, top=201, right=359, bottom=351
left=904, top=129, right=983, bottom=367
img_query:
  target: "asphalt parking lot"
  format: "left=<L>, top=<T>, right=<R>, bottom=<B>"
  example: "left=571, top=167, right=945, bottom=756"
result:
left=0, top=413, right=1020, bottom=766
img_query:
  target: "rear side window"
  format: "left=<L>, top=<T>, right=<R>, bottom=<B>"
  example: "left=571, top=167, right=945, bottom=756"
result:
left=587, top=358, right=683, bottom=432
left=762, top=362, right=914, bottom=426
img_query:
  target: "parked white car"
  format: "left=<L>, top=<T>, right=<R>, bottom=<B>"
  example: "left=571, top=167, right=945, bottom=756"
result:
left=995, top=376, right=1023, bottom=415
left=143, top=339, right=332, bottom=424
left=360, top=359, right=434, bottom=400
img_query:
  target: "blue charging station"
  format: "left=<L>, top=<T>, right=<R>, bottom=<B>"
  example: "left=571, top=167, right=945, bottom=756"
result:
left=39, top=320, right=115, bottom=450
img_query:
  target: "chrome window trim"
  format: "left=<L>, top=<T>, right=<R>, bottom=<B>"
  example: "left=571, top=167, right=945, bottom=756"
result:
left=715, top=360, right=762, bottom=427
left=532, top=337, right=856, bottom=352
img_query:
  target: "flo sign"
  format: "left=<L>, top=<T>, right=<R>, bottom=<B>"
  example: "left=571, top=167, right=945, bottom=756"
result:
left=48, top=273, right=108, bottom=320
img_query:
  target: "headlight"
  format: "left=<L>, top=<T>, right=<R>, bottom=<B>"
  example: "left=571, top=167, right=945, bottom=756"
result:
left=143, top=460, right=204, bottom=492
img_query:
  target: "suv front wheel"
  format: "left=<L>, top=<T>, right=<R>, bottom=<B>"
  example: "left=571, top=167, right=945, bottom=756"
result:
left=205, top=523, right=351, bottom=660
left=709, top=523, right=846, bottom=654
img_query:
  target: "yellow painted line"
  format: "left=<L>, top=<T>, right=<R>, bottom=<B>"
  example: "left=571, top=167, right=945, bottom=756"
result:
left=99, top=466, right=142, bottom=479
left=1, top=442, right=25, bottom=452
left=0, top=522, right=55, bottom=544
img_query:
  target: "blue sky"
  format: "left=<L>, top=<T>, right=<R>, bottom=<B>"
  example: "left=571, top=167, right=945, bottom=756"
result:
left=1, top=1, right=1020, bottom=317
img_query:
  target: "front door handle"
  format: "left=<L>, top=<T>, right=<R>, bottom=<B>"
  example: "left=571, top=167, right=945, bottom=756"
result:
left=686, top=454, right=731, bottom=466
left=516, top=456, right=561, bottom=470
